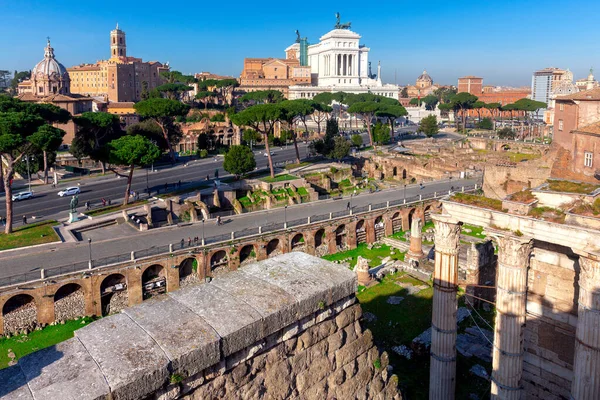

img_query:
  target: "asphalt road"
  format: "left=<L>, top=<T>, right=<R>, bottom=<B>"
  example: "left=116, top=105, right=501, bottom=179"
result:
left=0, top=176, right=479, bottom=280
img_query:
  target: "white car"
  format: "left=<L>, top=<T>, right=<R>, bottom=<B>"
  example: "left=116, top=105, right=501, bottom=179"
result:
left=263, top=151, right=275, bottom=157
left=12, top=191, right=33, bottom=201
left=57, top=187, right=81, bottom=197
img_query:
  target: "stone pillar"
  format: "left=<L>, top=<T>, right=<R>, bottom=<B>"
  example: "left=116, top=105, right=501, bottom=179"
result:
left=355, top=256, right=372, bottom=286
left=429, top=215, right=461, bottom=400
left=570, top=252, right=600, bottom=400
left=407, top=217, right=425, bottom=264
left=490, top=234, right=532, bottom=400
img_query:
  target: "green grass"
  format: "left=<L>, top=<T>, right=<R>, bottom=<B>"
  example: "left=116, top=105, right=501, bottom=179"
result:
left=0, top=220, right=59, bottom=251
left=506, top=152, right=541, bottom=163
left=238, top=196, right=252, bottom=209
left=339, top=178, right=352, bottom=188
left=0, top=316, right=96, bottom=369
left=461, top=224, right=486, bottom=240
left=86, top=200, right=148, bottom=216
left=546, top=179, right=600, bottom=194
left=260, top=174, right=298, bottom=183
left=389, top=230, right=407, bottom=241
left=528, top=206, right=565, bottom=223
left=284, top=161, right=311, bottom=170
left=322, top=243, right=405, bottom=268
left=286, top=188, right=296, bottom=197
left=297, top=187, right=309, bottom=196
left=451, top=192, right=503, bottom=211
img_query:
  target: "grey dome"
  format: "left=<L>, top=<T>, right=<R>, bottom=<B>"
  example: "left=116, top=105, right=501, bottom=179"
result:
left=32, top=40, right=68, bottom=78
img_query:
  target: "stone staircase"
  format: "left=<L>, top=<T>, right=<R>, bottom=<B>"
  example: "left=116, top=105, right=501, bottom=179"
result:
left=381, top=237, right=410, bottom=252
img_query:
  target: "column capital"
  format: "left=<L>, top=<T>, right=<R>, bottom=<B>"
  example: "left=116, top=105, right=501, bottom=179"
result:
left=432, top=214, right=461, bottom=254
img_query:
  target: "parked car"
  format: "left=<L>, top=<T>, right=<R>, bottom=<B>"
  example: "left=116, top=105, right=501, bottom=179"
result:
left=11, top=191, right=33, bottom=201
left=57, top=187, right=81, bottom=197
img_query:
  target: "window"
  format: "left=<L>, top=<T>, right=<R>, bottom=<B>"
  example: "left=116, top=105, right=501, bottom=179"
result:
left=558, top=119, right=564, bottom=131
left=585, top=152, right=593, bottom=168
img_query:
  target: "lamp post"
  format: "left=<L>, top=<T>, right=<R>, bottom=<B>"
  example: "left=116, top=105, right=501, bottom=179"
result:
left=87, top=238, right=93, bottom=269
left=24, top=155, right=31, bottom=192
left=284, top=206, right=288, bottom=229
left=404, top=184, right=407, bottom=199
left=202, top=219, right=205, bottom=245
left=146, top=167, right=149, bottom=194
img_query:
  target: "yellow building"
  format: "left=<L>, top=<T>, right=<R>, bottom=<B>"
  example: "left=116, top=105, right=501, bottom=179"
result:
left=68, top=24, right=169, bottom=102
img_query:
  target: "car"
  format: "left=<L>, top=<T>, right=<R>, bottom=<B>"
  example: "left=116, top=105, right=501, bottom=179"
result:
left=12, top=191, right=33, bottom=201
left=57, top=187, right=81, bottom=197
left=263, top=151, right=275, bottom=157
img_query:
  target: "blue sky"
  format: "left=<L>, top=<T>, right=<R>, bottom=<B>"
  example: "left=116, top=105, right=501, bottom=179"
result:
left=1, top=0, right=598, bottom=86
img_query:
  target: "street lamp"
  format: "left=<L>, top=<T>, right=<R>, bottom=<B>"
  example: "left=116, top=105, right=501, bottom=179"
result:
left=23, top=155, right=32, bottom=192
left=404, top=184, right=407, bottom=199
left=87, top=238, right=93, bottom=269
left=202, top=219, right=205, bottom=245
left=146, top=167, right=149, bottom=194
left=284, top=206, right=288, bottom=229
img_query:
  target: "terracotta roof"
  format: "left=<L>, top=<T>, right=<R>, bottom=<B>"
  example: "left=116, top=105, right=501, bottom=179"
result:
left=575, top=121, right=600, bottom=135
left=108, top=102, right=135, bottom=108
left=556, top=87, right=600, bottom=101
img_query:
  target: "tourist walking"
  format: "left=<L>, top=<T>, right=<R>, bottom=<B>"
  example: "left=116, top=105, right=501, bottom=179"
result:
left=22, top=215, right=27, bottom=225
left=180, top=238, right=185, bottom=248
left=85, top=201, right=90, bottom=211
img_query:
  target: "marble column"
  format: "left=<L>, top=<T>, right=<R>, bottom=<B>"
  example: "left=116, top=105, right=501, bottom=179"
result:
left=407, top=217, right=424, bottom=264
left=490, top=234, right=532, bottom=400
left=429, top=215, right=461, bottom=400
left=571, top=251, right=600, bottom=400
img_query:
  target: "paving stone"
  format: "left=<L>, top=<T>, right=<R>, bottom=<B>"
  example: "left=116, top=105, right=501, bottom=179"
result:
left=0, top=365, right=33, bottom=399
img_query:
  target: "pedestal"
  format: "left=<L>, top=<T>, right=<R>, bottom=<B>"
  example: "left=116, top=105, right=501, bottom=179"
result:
left=68, top=212, right=79, bottom=223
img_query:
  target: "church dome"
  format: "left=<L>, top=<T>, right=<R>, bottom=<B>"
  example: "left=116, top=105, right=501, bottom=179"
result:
left=33, top=40, right=68, bottom=78
left=417, top=70, right=433, bottom=83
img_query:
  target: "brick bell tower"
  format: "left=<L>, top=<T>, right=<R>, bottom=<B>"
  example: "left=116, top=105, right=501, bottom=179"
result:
left=110, top=23, right=126, bottom=58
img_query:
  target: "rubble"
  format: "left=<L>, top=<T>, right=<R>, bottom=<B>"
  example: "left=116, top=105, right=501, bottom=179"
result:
left=3, top=302, right=37, bottom=335
left=386, top=296, right=404, bottom=305
left=106, top=291, right=128, bottom=315
left=392, top=345, right=413, bottom=360
left=469, top=364, right=490, bottom=380
left=54, top=289, right=85, bottom=321
left=180, top=273, right=201, bottom=288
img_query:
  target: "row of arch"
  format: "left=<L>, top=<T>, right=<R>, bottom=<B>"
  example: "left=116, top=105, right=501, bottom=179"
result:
left=1, top=204, right=433, bottom=335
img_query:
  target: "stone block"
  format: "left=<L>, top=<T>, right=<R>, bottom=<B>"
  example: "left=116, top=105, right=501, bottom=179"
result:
left=0, top=365, right=33, bottom=399
left=335, top=304, right=361, bottom=330
left=211, top=270, right=296, bottom=337
left=75, top=312, right=170, bottom=400
left=335, top=330, right=374, bottom=369
left=18, top=338, right=109, bottom=400
left=169, top=283, right=263, bottom=356
left=124, top=296, right=220, bottom=378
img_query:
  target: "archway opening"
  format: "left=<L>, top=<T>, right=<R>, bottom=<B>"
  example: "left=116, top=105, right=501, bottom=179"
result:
left=100, top=273, right=127, bottom=316
left=393, top=167, right=397, bottom=177
left=402, top=169, right=407, bottom=179
left=408, top=208, right=416, bottom=230
left=335, top=224, right=347, bottom=249
left=392, top=212, right=402, bottom=234
left=374, top=216, right=385, bottom=241
left=2, top=294, right=37, bottom=335
left=210, top=250, right=228, bottom=275
left=356, top=220, right=366, bottom=244
left=291, top=233, right=305, bottom=251
left=239, top=244, right=256, bottom=265
left=266, top=238, right=280, bottom=256
left=54, top=283, right=85, bottom=321
left=424, top=205, right=432, bottom=223
left=179, top=258, right=199, bottom=287
left=142, top=265, right=166, bottom=299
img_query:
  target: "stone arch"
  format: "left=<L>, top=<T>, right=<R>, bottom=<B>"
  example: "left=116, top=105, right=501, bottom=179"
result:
left=2, top=294, right=37, bottom=335
left=374, top=215, right=385, bottom=241
left=402, top=169, right=407, bottom=179
left=315, top=229, right=326, bottom=252
left=335, top=224, right=348, bottom=249
left=210, top=250, right=228, bottom=274
left=266, top=238, right=280, bottom=256
left=100, top=274, right=127, bottom=316
left=424, top=205, right=432, bottom=223
left=392, top=211, right=402, bottom=233
left=179, top=258, right=199, bottom=287
left=356, top=220, right=366, bottom=244
left=239, top=244, right=257, bottom=265
left=54, top=283, right=85, bottom=321
left=408, top=208, right=416, bottom=230
left=142, top=264, right=166, bottom=300
left=291, top=233, right=305, bottom=251
left=393, top=167, right=398, bottom=177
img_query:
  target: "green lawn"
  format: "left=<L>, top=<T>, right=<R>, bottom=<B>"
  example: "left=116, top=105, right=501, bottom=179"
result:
left=0, top=220, right=59, bottom=251
left=546, top=179, right=599, bottom=194
left=0, top=317, right=96, bottom=369
left=389, top=230, right=407, bottom=241
left=506, top=152, right=541, bottom=163
left=322, top=243, right=405, bottom=268
left=461, top=224, right=487, bottom=240
left=297, top=187, right=309, bottom=196
left=260, top=174, right=298, bottom=183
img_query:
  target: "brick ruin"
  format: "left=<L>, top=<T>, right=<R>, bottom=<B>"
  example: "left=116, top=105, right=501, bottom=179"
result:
left=0, top=253, right=401, bottom=400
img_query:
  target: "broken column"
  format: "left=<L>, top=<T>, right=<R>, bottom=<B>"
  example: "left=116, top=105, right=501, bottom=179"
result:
left=490, top=234, right=532, bottom=400
left=429, top=215, right=461, bottom=400
left=355, top=256, right=372, bottom=286
left=407, top=217, right=425, bottom=265
left=570, top=251, right=600, bottom=400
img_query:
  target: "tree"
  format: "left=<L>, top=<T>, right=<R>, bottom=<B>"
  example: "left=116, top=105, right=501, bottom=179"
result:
left=347, top=101, right=380, bottom=146
left=140, top=81, right=150, bottom=100
left=240, top=90, right=284, bottom=105
left=400, top=87, right=409, bottom=98
left=310, top=101, right=333, bottom=135
left=351, top=134, right=363, bottom=147
left=210, top=113, right=226, bottom=122
left=27, top=103, right=71, bottom=183
left=0, top=111, right=45, bottom=233
left=134, top=98, right=190, bottom=162
left=409, top=98, right=420, bottom=106
left=433, top=87, right=457, bottom=104
left=472, top=100, right=486, bottom=121
left=223, top=145, right=256, bottom=178
left=417, top=115, right=440, bottom=137
left=437, top=102, right=452, bottom=119
left=230, top=104, right=281, bottom=177
left=197, top=133, right=210, bottom=150
left=372, top=122, right=390, bottom=145
left=278, top=99, right=314, bottom=164
left=476, top=117, right=493, bottom=130
left=422, top=95, right=439, bottom=111
left=127, top=119, right=164, bottom=148
left=155, top=83, right=194, bottom=101
left=330, top=136, right=351, bottom=160
left=108, top=135, right=161, bottom=205
left=497, top=127, right=516, bottom=139
left=242, top=129, right=261, bottom=146
left=28, top=125, right=65, bottom=182
left=214, top=79, right=239, bottom=106
left=310, top=118, right=338, bottom=157
left=195, top=90, right=215, bottom=109
left=449, top=92, right=478, bottom=132
left=376, top=104, right=407, bottom=140
left=484, top=102, right=501, bottom=131
left=72, top=112, right=123, bottom=173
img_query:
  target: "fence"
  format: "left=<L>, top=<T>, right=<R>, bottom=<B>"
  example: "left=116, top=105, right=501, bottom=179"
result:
left=0, top=184, right=479, bottom=287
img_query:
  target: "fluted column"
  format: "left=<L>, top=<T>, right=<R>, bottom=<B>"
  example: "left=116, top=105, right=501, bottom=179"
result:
left=408, top=217, right=424, bottom=263
left=490, top=234, right=532, bottom=399
left=429, top=215, right=461, bottom=400
left=571, top=252, right=600, bottom=400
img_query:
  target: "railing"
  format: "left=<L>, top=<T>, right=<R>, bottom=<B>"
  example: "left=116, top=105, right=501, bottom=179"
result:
left=0, top=184, right=480, bottom=288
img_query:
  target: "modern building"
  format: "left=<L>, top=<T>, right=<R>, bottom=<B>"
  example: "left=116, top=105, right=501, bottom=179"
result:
left=457, top=76, right=483, bottom=95
left=531, top=67, right=569, bottom=106
left=287, top=16, right=400, bottom=100
left=17, top=40, right=93, bottom=145
left=67, top=25, right=169, bottom=102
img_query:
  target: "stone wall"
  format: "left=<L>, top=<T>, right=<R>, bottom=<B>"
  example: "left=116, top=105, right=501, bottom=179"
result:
left=0, top=253, right=401, bottom=400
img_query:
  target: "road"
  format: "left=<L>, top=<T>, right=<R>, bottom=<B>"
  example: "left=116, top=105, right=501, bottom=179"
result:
left=0, top=176, right=479, bottom=281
